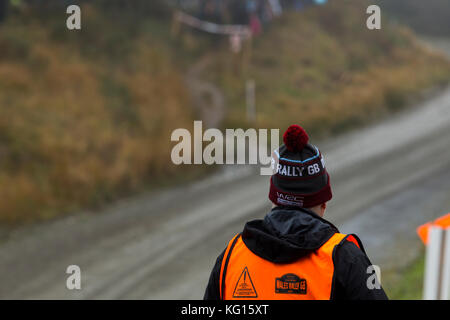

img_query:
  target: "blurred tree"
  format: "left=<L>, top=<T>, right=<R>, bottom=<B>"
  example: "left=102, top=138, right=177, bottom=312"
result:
left=0, top=0, right=8, bottom=23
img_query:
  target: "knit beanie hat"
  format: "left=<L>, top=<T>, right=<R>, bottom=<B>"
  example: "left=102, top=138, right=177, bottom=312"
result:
left=269, top=124, right=332, bottom=208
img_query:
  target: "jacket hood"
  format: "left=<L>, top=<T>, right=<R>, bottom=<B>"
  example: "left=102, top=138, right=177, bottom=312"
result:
left=241, top=206, right=339, bottom=263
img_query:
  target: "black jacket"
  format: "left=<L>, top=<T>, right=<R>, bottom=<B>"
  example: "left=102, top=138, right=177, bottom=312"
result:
left=204, top=206, right=388, bottom=300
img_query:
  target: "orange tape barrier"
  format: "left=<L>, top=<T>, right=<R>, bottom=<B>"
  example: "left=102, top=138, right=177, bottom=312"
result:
left=417, top=213, right=450, bottom=245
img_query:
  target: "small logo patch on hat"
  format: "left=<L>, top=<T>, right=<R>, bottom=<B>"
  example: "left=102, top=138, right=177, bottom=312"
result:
left=277, top=192, right=304, bottom=207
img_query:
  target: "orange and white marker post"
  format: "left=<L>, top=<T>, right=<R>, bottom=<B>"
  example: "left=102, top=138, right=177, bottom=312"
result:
left=417, top=213, right=450, bottom=300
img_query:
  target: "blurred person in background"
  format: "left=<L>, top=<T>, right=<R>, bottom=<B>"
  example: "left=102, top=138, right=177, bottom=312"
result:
left=227, top=0, right=249, bottom=24
left=0, top=0, right=8, bottom=23
left=204, top=125, right=388, bottom=300
left=246, top=0, right=262, bottom=35
left=200, top=0, right=223, bottom=23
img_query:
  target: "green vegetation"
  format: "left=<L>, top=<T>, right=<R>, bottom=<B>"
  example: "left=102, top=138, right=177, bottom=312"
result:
left=383, top=251, right=425, bottom=300
left=0, top=0, right=449, bottom=224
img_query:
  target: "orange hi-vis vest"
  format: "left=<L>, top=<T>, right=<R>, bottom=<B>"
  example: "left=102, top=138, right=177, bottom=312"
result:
left=219, top=232, right=362, bottom=300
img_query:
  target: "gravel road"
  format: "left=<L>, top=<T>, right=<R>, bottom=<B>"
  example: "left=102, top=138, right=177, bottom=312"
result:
left=0, top=43, right=449, bottom=300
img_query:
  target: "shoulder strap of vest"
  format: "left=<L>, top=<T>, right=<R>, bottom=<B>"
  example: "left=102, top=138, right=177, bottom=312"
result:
left=219, top=233, right=241, bottom=300
left=325, top=233, right=366, bottom=254
left=343, top=234, right=366, bottom=254
left=319, top=232, right=346, bottom=253
left=328, top=233, right=366, bottom=300
left=324, top=232, right=365, bottom=253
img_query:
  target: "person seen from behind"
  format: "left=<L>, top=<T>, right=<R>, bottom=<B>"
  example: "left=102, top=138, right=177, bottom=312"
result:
left=204, top=124, right=388, bottom=300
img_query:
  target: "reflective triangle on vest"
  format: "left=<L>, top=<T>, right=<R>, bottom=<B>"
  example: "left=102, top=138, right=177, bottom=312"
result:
left=232, top=266, right=258, bottom=298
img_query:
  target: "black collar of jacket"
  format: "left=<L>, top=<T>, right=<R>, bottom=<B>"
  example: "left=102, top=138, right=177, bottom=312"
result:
left=241, top=206, right=339, bottom=264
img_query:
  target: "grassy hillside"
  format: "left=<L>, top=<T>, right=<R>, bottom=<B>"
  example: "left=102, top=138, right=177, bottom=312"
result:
left=0, top=3, right=199, bottom=223
left=0, top=0, right=449, bottom=224
left=209, top=0, right=450, bottom=136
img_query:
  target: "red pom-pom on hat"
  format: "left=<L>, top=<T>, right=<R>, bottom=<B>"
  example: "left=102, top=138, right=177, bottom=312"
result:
left=283, top=124, right=309, bottom=152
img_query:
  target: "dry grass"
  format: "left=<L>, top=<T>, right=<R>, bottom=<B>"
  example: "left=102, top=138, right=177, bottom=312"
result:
left=0, top=6, right=195, bottom=224
left=213, top=0, right=450, bottom=136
